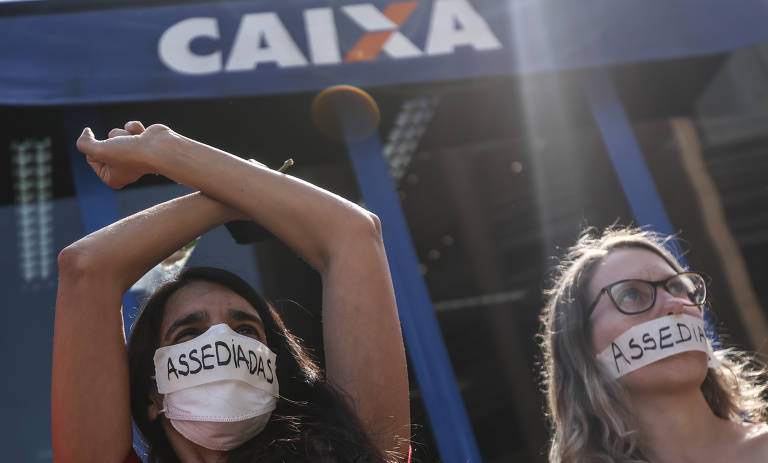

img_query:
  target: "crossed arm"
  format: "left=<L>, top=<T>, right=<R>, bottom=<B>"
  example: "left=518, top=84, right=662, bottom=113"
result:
left=52, top=122, right=409, bottom=462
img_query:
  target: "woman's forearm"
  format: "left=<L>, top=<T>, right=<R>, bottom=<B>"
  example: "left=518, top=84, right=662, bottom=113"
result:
left=147, top=132, right=378, bottom=275
left=60, top=192, right=240, bottom=290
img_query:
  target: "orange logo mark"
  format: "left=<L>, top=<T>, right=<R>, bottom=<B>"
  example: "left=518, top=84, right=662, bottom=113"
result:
left=344, top=2, right=419, bottom=62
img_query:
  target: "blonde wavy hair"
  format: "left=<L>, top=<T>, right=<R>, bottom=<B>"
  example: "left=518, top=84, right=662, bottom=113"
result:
left=539, top=227, right=768, bottom=462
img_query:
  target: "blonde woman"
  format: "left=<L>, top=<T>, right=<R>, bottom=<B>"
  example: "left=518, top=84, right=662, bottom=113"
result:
left=540, top=227, right=768, bottom=462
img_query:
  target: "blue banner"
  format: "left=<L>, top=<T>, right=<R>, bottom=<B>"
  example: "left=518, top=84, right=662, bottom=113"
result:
left=2, top=0, right=768, bottom=105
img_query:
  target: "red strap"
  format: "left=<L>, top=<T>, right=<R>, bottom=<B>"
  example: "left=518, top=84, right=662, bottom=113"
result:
left=124, top=448, right=141, bottom=463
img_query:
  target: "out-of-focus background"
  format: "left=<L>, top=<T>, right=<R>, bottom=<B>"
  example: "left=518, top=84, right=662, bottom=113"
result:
left=3, top=1, right=768, bottom=461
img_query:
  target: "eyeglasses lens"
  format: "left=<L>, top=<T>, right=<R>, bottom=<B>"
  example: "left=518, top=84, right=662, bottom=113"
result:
left=610, top=280, right=655, bottom=313
left=609, top=274, right=707, bottom=313
left=667, top=273, right=706, bottom=305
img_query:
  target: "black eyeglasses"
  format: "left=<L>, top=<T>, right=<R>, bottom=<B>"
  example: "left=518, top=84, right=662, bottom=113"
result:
left=587, top=272, right=708, bottom=316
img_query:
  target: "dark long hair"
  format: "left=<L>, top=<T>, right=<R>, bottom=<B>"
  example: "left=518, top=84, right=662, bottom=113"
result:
left=128, top=266, right=385, bottom=462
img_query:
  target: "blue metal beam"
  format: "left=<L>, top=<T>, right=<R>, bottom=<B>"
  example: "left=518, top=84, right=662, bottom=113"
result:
left=342, top=126, right=482, bottom=463
left=583, top=69, right=717, bottom=342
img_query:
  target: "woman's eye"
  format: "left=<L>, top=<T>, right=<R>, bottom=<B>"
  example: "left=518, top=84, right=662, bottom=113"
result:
left=613, top=283, right=652, bottom=311
left=173, top=328, right=200, bottom=344
left=616, top=288, right=639, bottom=302
left=668, top=280, right=692, bottom=297
left=236, top=325, right=262, bottom=339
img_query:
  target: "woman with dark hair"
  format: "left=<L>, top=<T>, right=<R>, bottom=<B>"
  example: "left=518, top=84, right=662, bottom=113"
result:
left=52, top=121, right=410, bottom=462
left=539, top=227, right=768, bottom=462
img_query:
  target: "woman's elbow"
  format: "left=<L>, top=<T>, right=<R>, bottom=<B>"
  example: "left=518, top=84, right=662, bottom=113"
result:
left=349, top=211, right=385, bottom=250
left=57, top=243, right=95, bottom=280
left=321, top=211, right=384, bottom=270
left=334, top=208, right=383, bottom=243
left=364, top=211, right=383, bottom=242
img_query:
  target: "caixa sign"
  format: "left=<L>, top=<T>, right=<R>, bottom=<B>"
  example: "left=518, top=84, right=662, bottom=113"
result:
left=158, top=0, right=501, bottom=75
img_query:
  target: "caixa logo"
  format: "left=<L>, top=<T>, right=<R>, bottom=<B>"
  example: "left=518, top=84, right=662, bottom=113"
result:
left=158, top=0, right=501, bottom=75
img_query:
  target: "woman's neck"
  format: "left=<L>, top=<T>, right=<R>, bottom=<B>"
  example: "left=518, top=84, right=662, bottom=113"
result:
left=630, top=388, right=741, bottom=463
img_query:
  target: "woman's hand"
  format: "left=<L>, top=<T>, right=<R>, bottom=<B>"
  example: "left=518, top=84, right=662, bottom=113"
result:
left=76, top=121, right=175, bottom=189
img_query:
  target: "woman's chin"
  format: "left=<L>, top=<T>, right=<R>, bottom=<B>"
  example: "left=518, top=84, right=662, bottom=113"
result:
left=621, top=351, right=709, bottom=394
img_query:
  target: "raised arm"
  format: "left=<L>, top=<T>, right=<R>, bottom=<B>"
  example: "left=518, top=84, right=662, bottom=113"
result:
left=52, top=126, right=246, bottom=463
left=75, top=122, right=410, bottom=457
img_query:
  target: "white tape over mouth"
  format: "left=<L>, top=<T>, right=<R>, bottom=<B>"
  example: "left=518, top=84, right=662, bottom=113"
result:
left=596, top=314, right=719, bottom=379
left=153, top=323, right=278, bottom=395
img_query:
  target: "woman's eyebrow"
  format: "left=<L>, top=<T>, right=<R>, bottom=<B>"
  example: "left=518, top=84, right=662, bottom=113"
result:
left=164, top=311, right=208, bottom=342
left=227, top=308, right=264, bottom=329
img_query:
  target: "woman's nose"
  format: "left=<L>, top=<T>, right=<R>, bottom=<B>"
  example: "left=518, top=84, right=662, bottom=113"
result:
left=659, top=289, right=690, bottom=316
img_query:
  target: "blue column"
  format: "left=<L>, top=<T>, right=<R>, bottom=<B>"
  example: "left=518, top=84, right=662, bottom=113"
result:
left=583, top=69, right=717, bottom=341
left=342, top=128, right=482, bottom=462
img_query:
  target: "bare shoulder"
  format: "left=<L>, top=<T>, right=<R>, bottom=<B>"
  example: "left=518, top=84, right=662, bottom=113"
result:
left=740, top=423, right=768, bottom=462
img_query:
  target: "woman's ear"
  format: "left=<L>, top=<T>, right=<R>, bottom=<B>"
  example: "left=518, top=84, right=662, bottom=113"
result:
left=147, top=386, right=163, bottom=421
